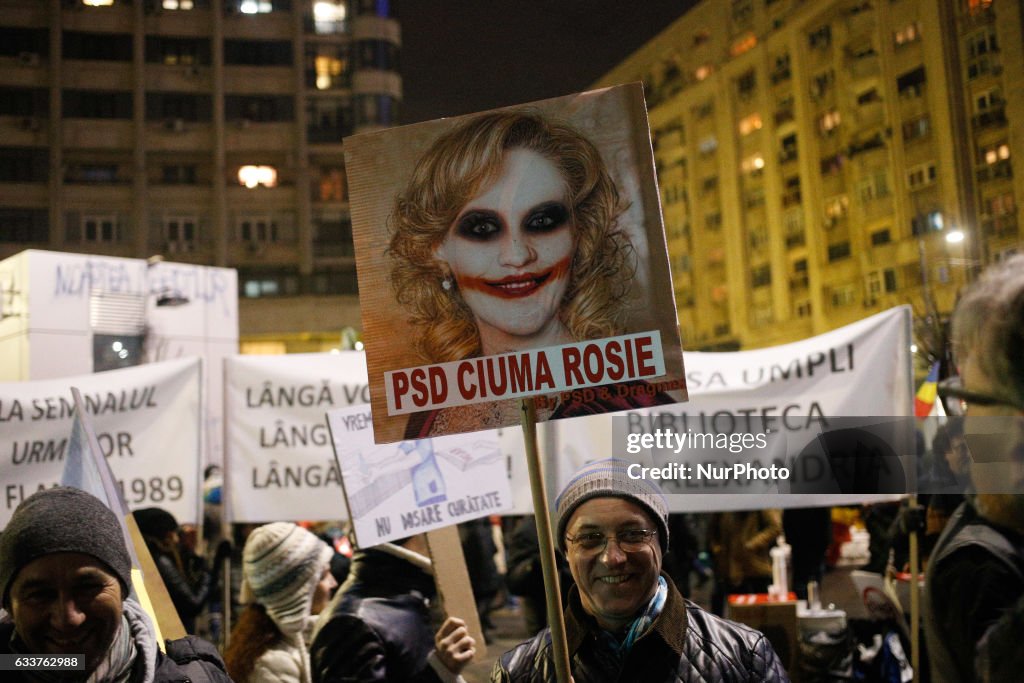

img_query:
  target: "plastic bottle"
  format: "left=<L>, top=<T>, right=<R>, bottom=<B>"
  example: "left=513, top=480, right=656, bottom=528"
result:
left=769, top=534, right=792, bottom=600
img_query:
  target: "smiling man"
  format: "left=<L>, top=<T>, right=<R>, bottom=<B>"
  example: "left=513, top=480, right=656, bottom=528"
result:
left=0, top=487, right=231, bottom=683
left=492, top=459, right=788, bottom=682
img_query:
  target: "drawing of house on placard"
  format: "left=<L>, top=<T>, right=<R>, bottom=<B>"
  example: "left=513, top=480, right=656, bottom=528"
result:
left=342, top=434, right=502, bottom=518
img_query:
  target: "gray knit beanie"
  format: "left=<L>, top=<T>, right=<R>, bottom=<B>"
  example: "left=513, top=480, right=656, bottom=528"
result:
left=555, top=459, right=670, bottom=554
left=240, top=522, right=333, bottom=636
left=0, top=487, right=132, bottom=607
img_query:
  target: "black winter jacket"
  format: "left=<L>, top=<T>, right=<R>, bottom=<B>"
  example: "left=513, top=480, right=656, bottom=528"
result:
left=0, top=622, right=230, bottom=683
left=492, top=574, right=789, bottom=683
left=310, top=549, right=443, bottom=683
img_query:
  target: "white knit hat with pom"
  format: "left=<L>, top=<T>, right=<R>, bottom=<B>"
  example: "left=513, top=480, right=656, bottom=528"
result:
left=240, top=522, right=333, bottom=635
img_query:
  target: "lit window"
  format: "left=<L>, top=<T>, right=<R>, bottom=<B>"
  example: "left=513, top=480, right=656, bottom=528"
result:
left=238, top=165, right=278, bottom=188
left=819, top=109, right=841, bottom=134
left=825, top=195, right=850, bottom=219
left=967, top=0, right=994, bottom=16
left=894, top=22, right=920, bottom=47
left=731, top=33, right=757, bottom=57
left=314, top=1, right=347, bottom=34
left=741, top=154, right=765, bottom=174
left=982, top=143, right=1010, bottom=165
left=738, top=113, right=762, bottom=136
left=694, top=64, right=713, bottom=81
left=83, top=0, right=114, bottom=6
left=239, top=0, right=272, bottom=14
left=315, top=56, right=344, bottom=90
left=163, top=0, right=194, bottom=9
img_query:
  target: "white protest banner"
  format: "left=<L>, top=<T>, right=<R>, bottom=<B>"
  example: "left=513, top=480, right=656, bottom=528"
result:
left=504, top=307, right=914, bottom=512
left=0, top=357, right=202, bottom=527
left=327, top=404, right=511, bottom=547
left=224, top=352, right=369, bottom=522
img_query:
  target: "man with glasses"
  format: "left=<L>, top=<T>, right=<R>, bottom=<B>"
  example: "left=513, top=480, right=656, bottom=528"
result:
left=492, top=459, right=788, bottom=682
left=925, top=254, right=1024, bottom=683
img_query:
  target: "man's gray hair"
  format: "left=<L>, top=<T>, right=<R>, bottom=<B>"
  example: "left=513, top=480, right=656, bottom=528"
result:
left=951, top=253, right=1024, bottom=407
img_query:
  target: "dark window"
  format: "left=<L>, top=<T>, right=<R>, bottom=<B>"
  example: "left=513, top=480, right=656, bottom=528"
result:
left=63, top=31, right=132, bottom=61
left=883, top=269, right=898, bottom=292
left=307, top=98, right=354, bottom=142
left=871, top=229, right=891, bottom=246
left=0, top=148, right=48, bottom=182
left=313, top=218, right=353, bottom=257
left=145, top=37, right=211, bottom=66
left=225, top=96, right=294, bottom=122
left=310, top=268, right=359, bottom=295
left=0, top=88, right=49, bottom=117
left=0, top=27, right=48, bottom=57
left=0, top=207, right=48, bottom=243
left=161, top=164, right=198, bottom=185
left=66, top=164, right=121, bottom=184
left=224, top=40, right=292, bottom=66
left=63, top=90, right=133, bottom=119
left=356, top=40, right=399, bottom=71
left=354, top=0, right=394, bottom=18
left=896, top=66, right=926, bottom=97
left=736, top=69, right=756, bottom=98
left=828, top=241, right=851, bottom=261
left=355, top=94, right=398, bottom=126
left=146, top=93, right=213, bottom=122
left=752, top=265, right=772, bottom=288
left=809, top=25, right=832, bottom=49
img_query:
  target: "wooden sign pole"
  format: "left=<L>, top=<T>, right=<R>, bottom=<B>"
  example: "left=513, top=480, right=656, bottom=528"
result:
left=426, top=525, right=489, bottom=663
left=520, top=399, right=572, bottom=683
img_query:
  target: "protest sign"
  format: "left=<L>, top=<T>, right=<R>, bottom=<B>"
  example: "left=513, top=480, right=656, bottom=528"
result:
left=345, top=83, right=687, bottom=443
left=223, top=352, right=369, bottom=522
left=501, top=307, right=914, bottom=512
left=326, top=404, right=511, bottom=547
left=0, top=357, right=202, bottom=528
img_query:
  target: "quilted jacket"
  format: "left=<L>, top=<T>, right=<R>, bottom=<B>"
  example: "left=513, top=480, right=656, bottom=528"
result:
left=492, top=574, right=790, bottom=683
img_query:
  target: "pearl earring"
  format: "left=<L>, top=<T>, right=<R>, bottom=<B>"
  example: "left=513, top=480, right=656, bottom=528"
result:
left=441, top=277, right=453, bottom=291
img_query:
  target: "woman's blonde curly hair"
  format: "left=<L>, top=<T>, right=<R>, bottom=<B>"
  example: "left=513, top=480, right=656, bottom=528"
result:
left=388, top=110, right=635, bottom=363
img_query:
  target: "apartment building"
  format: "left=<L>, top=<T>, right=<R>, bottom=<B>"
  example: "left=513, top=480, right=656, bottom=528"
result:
left=595, top=0, right=1022, bottom=352
left=0, top=0, right=400, bottom=352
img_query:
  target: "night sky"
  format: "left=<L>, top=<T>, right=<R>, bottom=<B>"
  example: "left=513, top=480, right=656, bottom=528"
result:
left=398, top=1, right=698, bottom=124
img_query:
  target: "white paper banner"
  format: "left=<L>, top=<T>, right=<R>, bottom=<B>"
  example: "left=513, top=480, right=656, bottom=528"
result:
left=224, top=352, right=370, bottom=522
left=327, top=404, right=512, bottom=547
left=503, top=307, right=914, bottom=513
left=0, top=357, right=203, bottom=527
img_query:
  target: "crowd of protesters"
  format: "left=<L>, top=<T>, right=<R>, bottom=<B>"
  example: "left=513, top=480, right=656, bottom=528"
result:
left=0, top=256, right=1021, bottom=682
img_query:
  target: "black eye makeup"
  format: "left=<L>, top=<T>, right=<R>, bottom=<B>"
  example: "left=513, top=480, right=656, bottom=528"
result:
left=454, top=210, right=503, bottom=240
left=524, top=202, right=569, bottom=233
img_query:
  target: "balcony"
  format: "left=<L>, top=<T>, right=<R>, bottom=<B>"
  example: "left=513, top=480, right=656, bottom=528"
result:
left=976, top=160, right=1013, bottom=183
left=981, top=213, right=1018, bottom=238
left=972, top=107, right=1007, bottom=130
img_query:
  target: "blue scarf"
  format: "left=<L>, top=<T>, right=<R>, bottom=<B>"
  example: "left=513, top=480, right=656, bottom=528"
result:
left=600, top=575, right=668, bottom=658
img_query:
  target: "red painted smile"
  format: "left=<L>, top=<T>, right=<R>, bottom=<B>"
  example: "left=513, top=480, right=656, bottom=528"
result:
left=484, top=271, right=552, bottom=298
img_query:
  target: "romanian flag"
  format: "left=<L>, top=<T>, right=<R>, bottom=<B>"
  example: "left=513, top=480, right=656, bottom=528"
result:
left=914, top=362, right=940, bottom=417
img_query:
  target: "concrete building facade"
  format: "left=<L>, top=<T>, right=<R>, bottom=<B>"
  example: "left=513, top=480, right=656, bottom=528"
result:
left=595, top=0, right=1022, bottom=352
left=0, top=0, right=400, bottom=352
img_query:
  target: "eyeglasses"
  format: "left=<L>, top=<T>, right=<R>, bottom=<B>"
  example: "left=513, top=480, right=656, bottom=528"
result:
left=565, top=528, right=657, bottom=555
left=937, top=377, right=1024, bottom=416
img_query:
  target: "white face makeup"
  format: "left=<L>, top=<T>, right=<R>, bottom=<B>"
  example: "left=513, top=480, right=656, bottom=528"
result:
left=435, top=148, right=575, bottom=355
